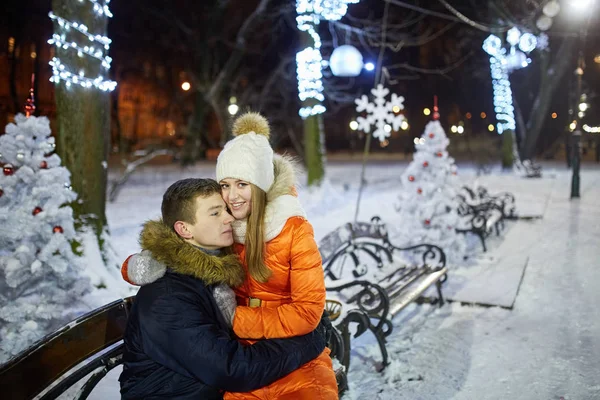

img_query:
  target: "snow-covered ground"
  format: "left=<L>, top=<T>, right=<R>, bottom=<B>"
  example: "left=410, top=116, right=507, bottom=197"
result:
left=86, top=159, right=600, bottom=399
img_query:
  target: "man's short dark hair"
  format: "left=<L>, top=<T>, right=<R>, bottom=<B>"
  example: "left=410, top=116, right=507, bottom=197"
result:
left=161, top=178, right=221, bottom=231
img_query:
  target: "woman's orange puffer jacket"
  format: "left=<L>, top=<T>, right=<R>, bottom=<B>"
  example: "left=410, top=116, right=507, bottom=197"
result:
left=223, top=156, right=338, bottom=400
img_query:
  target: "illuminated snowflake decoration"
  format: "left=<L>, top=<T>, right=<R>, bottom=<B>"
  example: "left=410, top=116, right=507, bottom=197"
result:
left=355, top=84, right=405, bottom=143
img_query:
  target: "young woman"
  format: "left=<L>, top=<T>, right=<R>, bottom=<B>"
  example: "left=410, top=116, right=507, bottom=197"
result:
left=122, top=112, right=338, bottom=400
left=216, top=112, right=337, bottom=400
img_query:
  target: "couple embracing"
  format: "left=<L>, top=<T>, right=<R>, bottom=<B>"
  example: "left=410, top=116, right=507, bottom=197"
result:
left=119, top=112, right=339, bottom=399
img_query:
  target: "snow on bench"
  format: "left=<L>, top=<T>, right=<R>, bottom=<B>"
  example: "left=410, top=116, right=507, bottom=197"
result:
left=320, top=216, right=448, bottom=369
left=456, top=186, right=515, bottom=251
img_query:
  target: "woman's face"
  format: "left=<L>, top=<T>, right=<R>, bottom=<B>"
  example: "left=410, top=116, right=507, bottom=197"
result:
left=220, top=178, right=252, bottom=220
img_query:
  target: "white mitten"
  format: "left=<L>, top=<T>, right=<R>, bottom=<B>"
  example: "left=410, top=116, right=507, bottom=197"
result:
left=212, top=284, right=237, bottom=327
left=127, top=250, right=167, bottom=285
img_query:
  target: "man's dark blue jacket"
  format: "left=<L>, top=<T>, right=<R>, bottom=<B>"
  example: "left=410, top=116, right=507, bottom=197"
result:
left=119, top=220, right=326, bottom=400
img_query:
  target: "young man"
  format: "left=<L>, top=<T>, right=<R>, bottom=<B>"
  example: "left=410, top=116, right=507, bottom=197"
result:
left=119, top=178, right=327, bottom=400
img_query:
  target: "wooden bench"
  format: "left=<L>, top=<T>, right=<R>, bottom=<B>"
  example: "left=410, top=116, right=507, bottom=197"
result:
left=0, top=297, right=133, bottom=400
left=0, top=297, right=349, bottom=399
left=456, top=186, right=516, bottom=252
left=320, top=216, right=448, bottom=370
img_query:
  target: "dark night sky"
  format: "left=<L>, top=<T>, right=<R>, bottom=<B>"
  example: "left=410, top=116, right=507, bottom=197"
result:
left=2, top=0, right=599, bottom=152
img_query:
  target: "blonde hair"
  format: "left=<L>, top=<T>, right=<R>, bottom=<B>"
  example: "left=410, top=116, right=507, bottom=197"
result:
left=245, top=184, right=272, bottom=283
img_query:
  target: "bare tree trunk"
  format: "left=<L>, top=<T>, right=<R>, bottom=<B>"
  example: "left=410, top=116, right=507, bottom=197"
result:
left=304, top=114, right=326, bottom=186
left=513, top=94, right=527, bottom=159
left=182, top=90, right=209, bottom=164
left=299, top=24, right=326, bottom=186
left=9, top=37, right=20, bottom=114
left=521, top=38, right=576, bottom=159
left=52, top=0, right=110, bottom=242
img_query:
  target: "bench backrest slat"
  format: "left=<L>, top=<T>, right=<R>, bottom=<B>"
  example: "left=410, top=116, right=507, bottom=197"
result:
left=0, top=297, right=133, bottom=400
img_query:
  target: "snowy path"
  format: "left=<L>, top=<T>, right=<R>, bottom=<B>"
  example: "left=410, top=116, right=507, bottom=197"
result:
left=97, top=161, right=600, bottom=400
left=341, top=166, right=600, bottom=400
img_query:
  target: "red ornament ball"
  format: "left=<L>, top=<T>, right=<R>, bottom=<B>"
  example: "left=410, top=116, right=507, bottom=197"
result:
left=53, top=226, right=64, bottom=234
left=40, top=160, right=48, bottom=169
left=423, top=161, right=429, bottom=167
left=3, top=164, right=14, bottom=176
left=408, top=175, right=415, bottom=182
left=436, top=152, right=443, bottom=157
left=424, top=219, right=431, bottom=225
left=429, top=133, right=435, bottom=139
left=33, top=207, right=43, bottom=216
left=417, top=188, right=423, bottom=194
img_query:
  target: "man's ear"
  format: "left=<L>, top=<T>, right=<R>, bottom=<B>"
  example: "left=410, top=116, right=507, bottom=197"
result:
left=173, top=221, right=193, bottom=239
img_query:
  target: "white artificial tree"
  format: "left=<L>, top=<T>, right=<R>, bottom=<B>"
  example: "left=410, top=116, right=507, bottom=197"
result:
left=0, top=112, right=91, bottom=363
left=392, top=116, right=467, bottom=264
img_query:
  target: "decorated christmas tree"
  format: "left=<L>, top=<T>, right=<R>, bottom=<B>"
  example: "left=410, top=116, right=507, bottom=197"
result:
left=0, top=92, right=91, bottom=363
left=392, top=101, right=467, bottom=263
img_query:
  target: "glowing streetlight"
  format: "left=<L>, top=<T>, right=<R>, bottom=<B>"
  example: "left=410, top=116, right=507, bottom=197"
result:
left=364, top=62, right=375, bottom=71
left=488, top=124, right=495, bottom=132
left=181, top=81, right=191, bottom=91
left=228, top=104, right=239, bottom=116
left=568, top=0, right=594, bottom=10
left=423, top=108, right=431, bottom=116
left=400, top=120, right=409, bottom=130
left=457, top=126, right=464, bottom=134
left=450, top=125, right=458, bottom=133
left=349, top=120, right=358, bottom=130
left=578, top=103, right=588, bottom=112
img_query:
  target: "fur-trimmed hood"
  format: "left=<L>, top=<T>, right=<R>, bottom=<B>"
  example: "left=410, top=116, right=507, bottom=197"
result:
left=139, top=220, right=246, bottom=287
left=267, top=153, right=300, bottom=200
left=232, top=154, right=307, bottom=243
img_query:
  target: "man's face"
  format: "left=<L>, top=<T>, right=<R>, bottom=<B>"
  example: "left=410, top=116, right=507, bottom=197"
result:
left=219, top=178, right=252, bottom=220
left=183, top=193, right=234, bottom=250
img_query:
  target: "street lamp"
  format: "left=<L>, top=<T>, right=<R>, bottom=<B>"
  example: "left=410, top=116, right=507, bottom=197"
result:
left=228, top=96, right=239, bottom=116
left=568, top=0, right=596, bottom=199
left=569, top=0, right=594, bottom=9
left=181, top=82, right=191, bottom=91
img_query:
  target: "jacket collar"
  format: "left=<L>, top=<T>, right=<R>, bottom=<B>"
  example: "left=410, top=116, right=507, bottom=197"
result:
left=232, top=154, right=306, bottom=243
left=140, top=220, right=246, bottom=287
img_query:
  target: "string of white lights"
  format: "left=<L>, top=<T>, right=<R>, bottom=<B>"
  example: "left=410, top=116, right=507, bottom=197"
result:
left=489, top=56, right=515, bottom=134
left=82, top=0, right=114, bottom=18
left=49, top=58, right=117, bottom=91
left=48, top=12, right=111, bottom=48
left=583, top=124, right=600, bottom=133
left=482, top=30, right=538, bottom=135
left=295, top=0, right=359, bottom=118
left=47, top=34, right=112, bottom=69
left=47, top=1, right=116, bottom=92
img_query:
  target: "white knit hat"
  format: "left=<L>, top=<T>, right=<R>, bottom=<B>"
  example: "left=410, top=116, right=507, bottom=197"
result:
left=216, top=112, right=274, bottom=192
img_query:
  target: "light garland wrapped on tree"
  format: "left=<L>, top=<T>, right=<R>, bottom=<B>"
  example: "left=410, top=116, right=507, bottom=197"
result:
left=392, top=98, right=467, bottom=264
left=0, top=89, right=91, bottom=363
